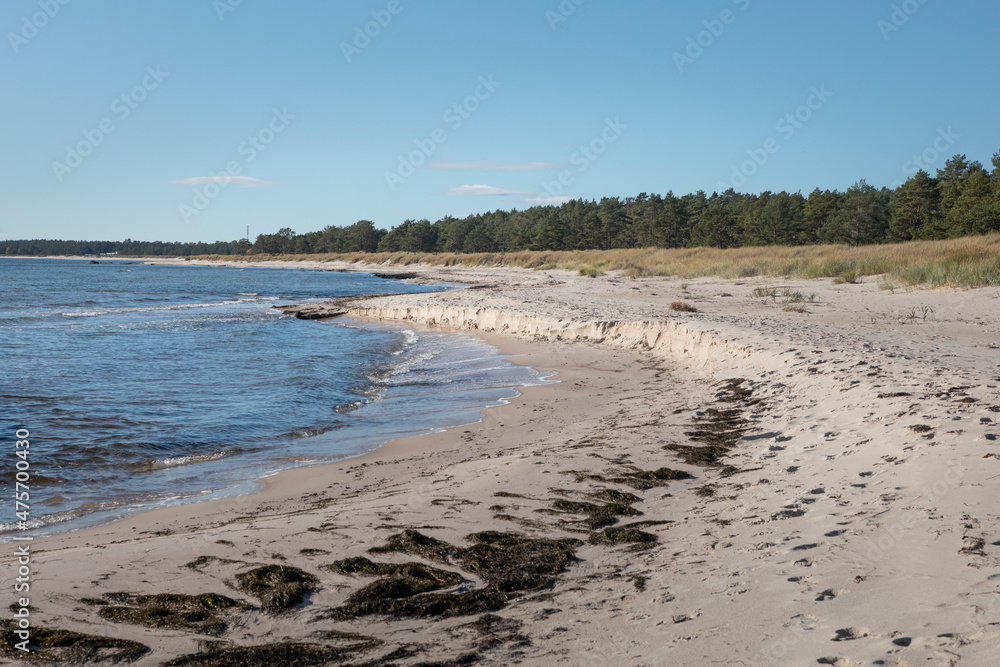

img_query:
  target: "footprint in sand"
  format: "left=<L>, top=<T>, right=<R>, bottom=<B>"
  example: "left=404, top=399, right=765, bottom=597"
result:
left=816, top=588, right=844, bottom=601
left=817, top=657, right=861, bottom=666
left=833, top=627, right=870, bottom=641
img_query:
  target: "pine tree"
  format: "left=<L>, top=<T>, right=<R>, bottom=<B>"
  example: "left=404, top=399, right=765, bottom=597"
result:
left=937, top=154, right=983, bottom=231
left=946, top=168, right=999, bottom=236
left=740, top=192, right=803, bottom=246
left=689, top=191, right=739, bottom=248
left=803, top=189, right=841, bottom=244
left=598, top=197, right=630, bottom=249
left=888, top=171, right=941, bottom=241
left=817, top=180, right=890, bottom=245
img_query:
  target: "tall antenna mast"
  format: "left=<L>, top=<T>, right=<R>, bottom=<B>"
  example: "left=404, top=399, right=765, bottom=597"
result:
left=246, top=225, right=250, bottom=243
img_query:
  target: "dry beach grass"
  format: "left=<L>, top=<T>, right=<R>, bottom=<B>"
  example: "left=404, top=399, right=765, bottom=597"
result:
left=192, top=232, right=1000, bottom=288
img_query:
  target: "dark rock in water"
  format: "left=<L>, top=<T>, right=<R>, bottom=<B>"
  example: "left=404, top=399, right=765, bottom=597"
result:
left=372, top=272, right=418, bottom=280
left=293, top=307, right=347, bottom=320
left=275, top=303, right=348, bottom=320
left=276, top=293, right=409, bottom=321
left=88, top=260, right=100, bottom=264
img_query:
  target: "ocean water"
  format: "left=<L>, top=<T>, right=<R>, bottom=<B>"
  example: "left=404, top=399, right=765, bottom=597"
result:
left=0, top=259, right=548, bottom=539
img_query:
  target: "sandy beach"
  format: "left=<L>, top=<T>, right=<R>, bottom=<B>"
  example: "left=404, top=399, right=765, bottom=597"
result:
left=8, top=261, right=1000, bottom=666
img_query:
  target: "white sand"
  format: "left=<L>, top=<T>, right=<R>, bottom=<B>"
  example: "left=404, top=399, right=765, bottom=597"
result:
left=10, top=261, right=1000, bottom=666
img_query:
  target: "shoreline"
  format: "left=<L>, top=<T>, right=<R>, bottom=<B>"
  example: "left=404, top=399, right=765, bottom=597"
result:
left=24, top=322, right=553, bottom=552
left=13, top=261, right=1000, bottom=665
left=7, top=314, right=544, bottom=544
left=26, top=322, right=705, bottom=665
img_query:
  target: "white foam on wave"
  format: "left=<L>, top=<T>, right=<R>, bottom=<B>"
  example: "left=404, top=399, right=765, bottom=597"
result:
left=134, top=450, right=234, bottom=473
left=392, top=328, right=419, bottom=355
left=60, top=299, right=251, bottom=318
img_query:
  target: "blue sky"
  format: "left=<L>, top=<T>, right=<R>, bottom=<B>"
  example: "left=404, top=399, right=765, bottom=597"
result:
left=2, top=0, right=998, bottom=243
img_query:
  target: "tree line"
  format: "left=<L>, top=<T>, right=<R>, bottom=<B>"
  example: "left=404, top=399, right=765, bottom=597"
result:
left=1, top=238, right=250, bottom=257
left=5, top=153, right=999, bottom=258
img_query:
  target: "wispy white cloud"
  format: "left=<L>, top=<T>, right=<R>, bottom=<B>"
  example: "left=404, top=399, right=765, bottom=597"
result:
left=432, top=160, right=561, bottom=172
left=172, top=176, right=272, bottom=188
left=524, top=195, right=573, bottom=206
left=444, top=184, right=535, bottom=196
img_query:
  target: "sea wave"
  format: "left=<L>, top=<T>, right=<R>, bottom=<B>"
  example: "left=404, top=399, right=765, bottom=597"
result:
left=61, top=300, right=249, bottom=318
left=130, top=449, right=236, bottom=473
left=0, top=496, right=169, bottom=534
left=285, top=425, right=345, bottom=439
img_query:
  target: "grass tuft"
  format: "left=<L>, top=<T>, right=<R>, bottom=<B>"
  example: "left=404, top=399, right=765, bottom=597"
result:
left=669, top=301, right=699, bottom=312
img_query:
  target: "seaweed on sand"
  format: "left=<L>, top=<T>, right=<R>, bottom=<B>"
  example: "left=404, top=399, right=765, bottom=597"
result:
left=715, top=378, right=759, bottom=404
left=299, top=548, right=330, bottom=556
left=665, top=382, right=761, bottom=470
left=588, top=521, right=672, bottom=550
left=368, top=529, right=456, bottom=562
left=663, top=443, right=731, bottom=467
left=459, top=614, right=529, bottom=652
left=549, top=499, right=639, bottom=530
left=83, top=592, right=250, bottom=636
left=325, top=557, right=464, bottom=600
left=493, top=491, right=529, bottom=499
left=492, top=513, right=547, bottom=530
left=330, top=531, right=581, bottom=620
left=411, top=653, right=480, bottom=667
left=184, top=555, right=241, bottom=572
left=589, top=489, right=641, bottom=504
left=0, top=620, right=149, bottom=663
left=566, top=466, right=694, bottom=490
left=625, top=467, right=695, bottom=485
left=684, top=409, right=753, bottom=449
left=455, top=532, right=581, bottom=593
left=332, top=587, right=507, bottom=621
left=161, top=637, right=387, bottom=667
left=235, top=565, right=319, bottom=614
left=328, top=552, right=486, bottom=621
left=327, top=555, right=450, bottom=578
